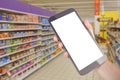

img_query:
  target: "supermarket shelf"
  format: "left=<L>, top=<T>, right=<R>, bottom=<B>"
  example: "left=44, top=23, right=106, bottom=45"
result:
left=108, top=27, right=120, bottom=30
left=0, top=44, right=41, bottom=58
left=0, top=53, right=39, bottom=76
left=116, top=47, right=120, bottom=53
left=12, top=63, right=36, bottom=78
left=0, top=47, right=57, bottom=76
left=0, top=71, right=6, bottom=76
left=0, top=21, right=49, bottom=26
left=0, top=7, right=55, bottom=80
left=0, top=28, right=42, bottom=31
left=0, top=33, right=41, bottom=40
left=107, top=31, right=116, bottom=39
left=0, top=51, right=36, bottom=67
left=115, top=56, right=120, bottom=66
left=10, top=44, right=57, bottom=70
left=0, top=51, right=37, bottom=76
left=44, top=49, right=58, bottom=58
left=10, top=55, right=40, bottom=71
left=41, top=36, right=54, bottom=41
left=41, top=43, right=57, bottom=51
left=42, top=28, right=49, bottom=31
left=0, top=20, right=42, bottom=25
left=16, top=50, right=63, bottom=80
left=42, top=24, right=50, bottom=26
left=108, top=31, right=120, bottom=44
left=33, top=49, right=58, bottom=67
left=107, top=26, right=120, bottom=66
left=41, top=40, right=55, bottom=46
left=108, top=44, right=115, bottom=54
left=47, top=43, right=57, bottom=48
left=108, top=44, right=116, bottom=57
left=17, top=65, right=40, bottom=80
left=114, top=38, right=120, bottom=44
left=11, top=61, right=39, bottom=78
left=0, top=38, right=41, bottom=49
left=12, top=49, right=62, bottom=78
left=41, top=32, right=55, bottom=36
left=0, top=43, right=57, bottom=68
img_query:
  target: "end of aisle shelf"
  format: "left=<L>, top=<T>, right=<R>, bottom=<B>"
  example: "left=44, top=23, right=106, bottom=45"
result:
left=0, top=7, right=61, bottom=80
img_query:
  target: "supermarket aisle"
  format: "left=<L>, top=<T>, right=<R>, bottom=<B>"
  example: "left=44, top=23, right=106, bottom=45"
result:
left=24, top=53, right=103, bottom=80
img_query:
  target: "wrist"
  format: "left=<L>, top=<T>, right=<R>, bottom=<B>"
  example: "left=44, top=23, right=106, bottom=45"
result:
left=95, top=60, right=120, bottom=80
left=96, top=60, right=109, bottom=71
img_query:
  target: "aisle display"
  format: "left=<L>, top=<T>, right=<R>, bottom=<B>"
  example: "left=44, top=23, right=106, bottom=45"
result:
left=107, top=24, right=120, bottom=65
left=96, top=11, right=119, bottom=64
left=99, top=11, right=118, bottom=45
left=0, top=7, right=62, bottom=80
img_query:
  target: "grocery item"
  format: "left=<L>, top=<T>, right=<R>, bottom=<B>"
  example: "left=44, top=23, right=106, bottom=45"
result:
left=6, top=39, right=12, bottom=45
left=0, top=49, right=6, bottom=55
left=0, top=40, right=6, bottom=47
left=0, top=32, right=9, bottom=38
left=0, top=56, right=10, bottom=65
left=0, top=14, right=2, bottom=20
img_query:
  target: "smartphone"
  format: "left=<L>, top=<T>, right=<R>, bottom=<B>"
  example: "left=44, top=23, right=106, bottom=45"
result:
left=49, top=8, right=107, bottom=75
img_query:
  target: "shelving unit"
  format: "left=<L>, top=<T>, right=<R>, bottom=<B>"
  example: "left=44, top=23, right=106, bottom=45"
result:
left=107, top=26, right=120, bottom=65
left=0, top=7, right=62, bottom=80
left=15, top=49, right=63, bottom=80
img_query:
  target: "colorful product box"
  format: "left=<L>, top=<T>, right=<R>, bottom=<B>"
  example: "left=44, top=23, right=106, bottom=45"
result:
left=27, top=15, right=33, bottom=22
left=9, top=14, right=16, bottom=21
left=0, top=49, right=6, bottom=55
left=0, top=56, right=10, bottom=65
left=6, top=39, right=12, bottom=45
left=0, top=14, right=2, bottom=20
left=2, top=24, right=8, bottom=29
left=6, top=14, right=11, bottom=21
left=0, top=40, right=6, bottom=47
left=41, top=18, right=49, bottom=24
left=0, top=24, right=2, bottom=29
left=33, top=16, right=39, bottom=22
left=16, top=15, right=21, bottom=22
left=0, top=67, right=3, bottom=74
left=2, top=13, right=7, bottom=21
left=8, top=24, right=14, bottom=29
left=21, top=15, right=28, bottom=22
left=0, top=32, right=10, bottom=38
left=6, top=48, right=12, bottom=54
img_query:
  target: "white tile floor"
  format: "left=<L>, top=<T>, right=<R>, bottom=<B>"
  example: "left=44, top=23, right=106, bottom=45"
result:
left=24, top=54, right=103, bottom=80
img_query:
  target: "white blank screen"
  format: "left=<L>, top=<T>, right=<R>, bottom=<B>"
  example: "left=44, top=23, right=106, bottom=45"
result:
left=51, top=12, right=103, bottom=70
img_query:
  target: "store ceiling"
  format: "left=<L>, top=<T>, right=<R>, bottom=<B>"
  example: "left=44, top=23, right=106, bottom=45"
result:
left=22, top=0, right=120, bottom=20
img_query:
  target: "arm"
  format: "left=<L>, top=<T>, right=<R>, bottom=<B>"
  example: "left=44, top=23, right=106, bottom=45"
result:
left=54, top=19, right=120, bottom=80
left=85, top=19, right=120, bottom=80
left=96, top=60, right=120, bottom=80
left=96, top=19, right=120, bottom=80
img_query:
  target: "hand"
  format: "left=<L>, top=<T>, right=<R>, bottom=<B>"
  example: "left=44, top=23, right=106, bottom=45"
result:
left=117, top=18, right=120, bottom=24
left=54, top=19, right=94, bottom=58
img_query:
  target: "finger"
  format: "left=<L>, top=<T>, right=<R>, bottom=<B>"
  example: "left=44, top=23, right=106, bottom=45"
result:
left=118, top=18, right=120, bottom=24
left=84, top=19, right=95, bottom=38
left=54, top=35, right=59, bottom=42
left=84, top=19, right=93, bottom=32
left=63, top=51, right=69, bottom=58
left=58, top=41, right=63, bottom=49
